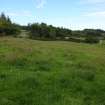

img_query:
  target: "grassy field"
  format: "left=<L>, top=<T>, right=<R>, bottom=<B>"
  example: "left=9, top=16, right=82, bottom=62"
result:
left=0, top=37, right=105, bottom=105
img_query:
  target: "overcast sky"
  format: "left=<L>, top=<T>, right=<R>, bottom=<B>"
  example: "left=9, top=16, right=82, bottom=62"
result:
left=1, top=0, right=105, bottom=30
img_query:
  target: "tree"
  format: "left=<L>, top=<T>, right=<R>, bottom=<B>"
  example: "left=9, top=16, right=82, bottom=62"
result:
left=0, top=12, right=20, bottom=36
left=49, top=25, right=56, bottom=39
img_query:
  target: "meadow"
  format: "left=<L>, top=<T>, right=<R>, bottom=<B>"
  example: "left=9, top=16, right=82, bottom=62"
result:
left=0, top=37, right=105, bottom=105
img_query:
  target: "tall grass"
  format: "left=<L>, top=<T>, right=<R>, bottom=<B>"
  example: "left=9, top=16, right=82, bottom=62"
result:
left=0, top=37, right=105, bottom=105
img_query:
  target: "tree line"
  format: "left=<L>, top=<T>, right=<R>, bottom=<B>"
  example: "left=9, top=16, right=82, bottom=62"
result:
left=0, top=13, right=20, bottom=36
left=27, top=23, right=105, bottom=43
left=0, top=13, right=105, bottom=43
left=28, top=23, right=72, bottom=40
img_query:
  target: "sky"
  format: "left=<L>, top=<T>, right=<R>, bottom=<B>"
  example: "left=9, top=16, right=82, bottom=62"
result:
left=0, top=0, right=105, bottom=30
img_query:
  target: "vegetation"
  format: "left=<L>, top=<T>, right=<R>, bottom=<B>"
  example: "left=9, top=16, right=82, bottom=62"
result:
left=28, top=23, right=72, bottom=40
left=84, top=29, right=104, bottom=43
left=0, top=13, right=20, bottom=36
left=28, top=23, right=105, bottom=43
left=0, top=12, right=105, bottom=105
left=0, top=37, right=105, bottom=105
left=0, top=12, right=105, bottom=44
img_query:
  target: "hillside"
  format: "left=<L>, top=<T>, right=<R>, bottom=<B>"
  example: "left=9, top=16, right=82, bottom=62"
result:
left=0, top=37, right=105, bottom=105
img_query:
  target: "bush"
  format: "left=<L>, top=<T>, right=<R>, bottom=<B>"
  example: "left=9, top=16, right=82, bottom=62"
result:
left=85, top=36, right=100, bottom=43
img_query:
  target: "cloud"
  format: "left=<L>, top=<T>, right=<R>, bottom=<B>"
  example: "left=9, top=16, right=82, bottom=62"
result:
left=35, top=0, right=47, bottom=8
left=84, top=11, right=105, bottom=17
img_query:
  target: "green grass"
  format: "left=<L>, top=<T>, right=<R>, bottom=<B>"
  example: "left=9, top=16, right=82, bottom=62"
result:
left=0, top=37, right=105, bottom=105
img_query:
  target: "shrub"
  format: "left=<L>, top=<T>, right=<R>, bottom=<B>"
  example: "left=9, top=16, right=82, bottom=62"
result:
left=85, top=36, right=100, bottom=43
